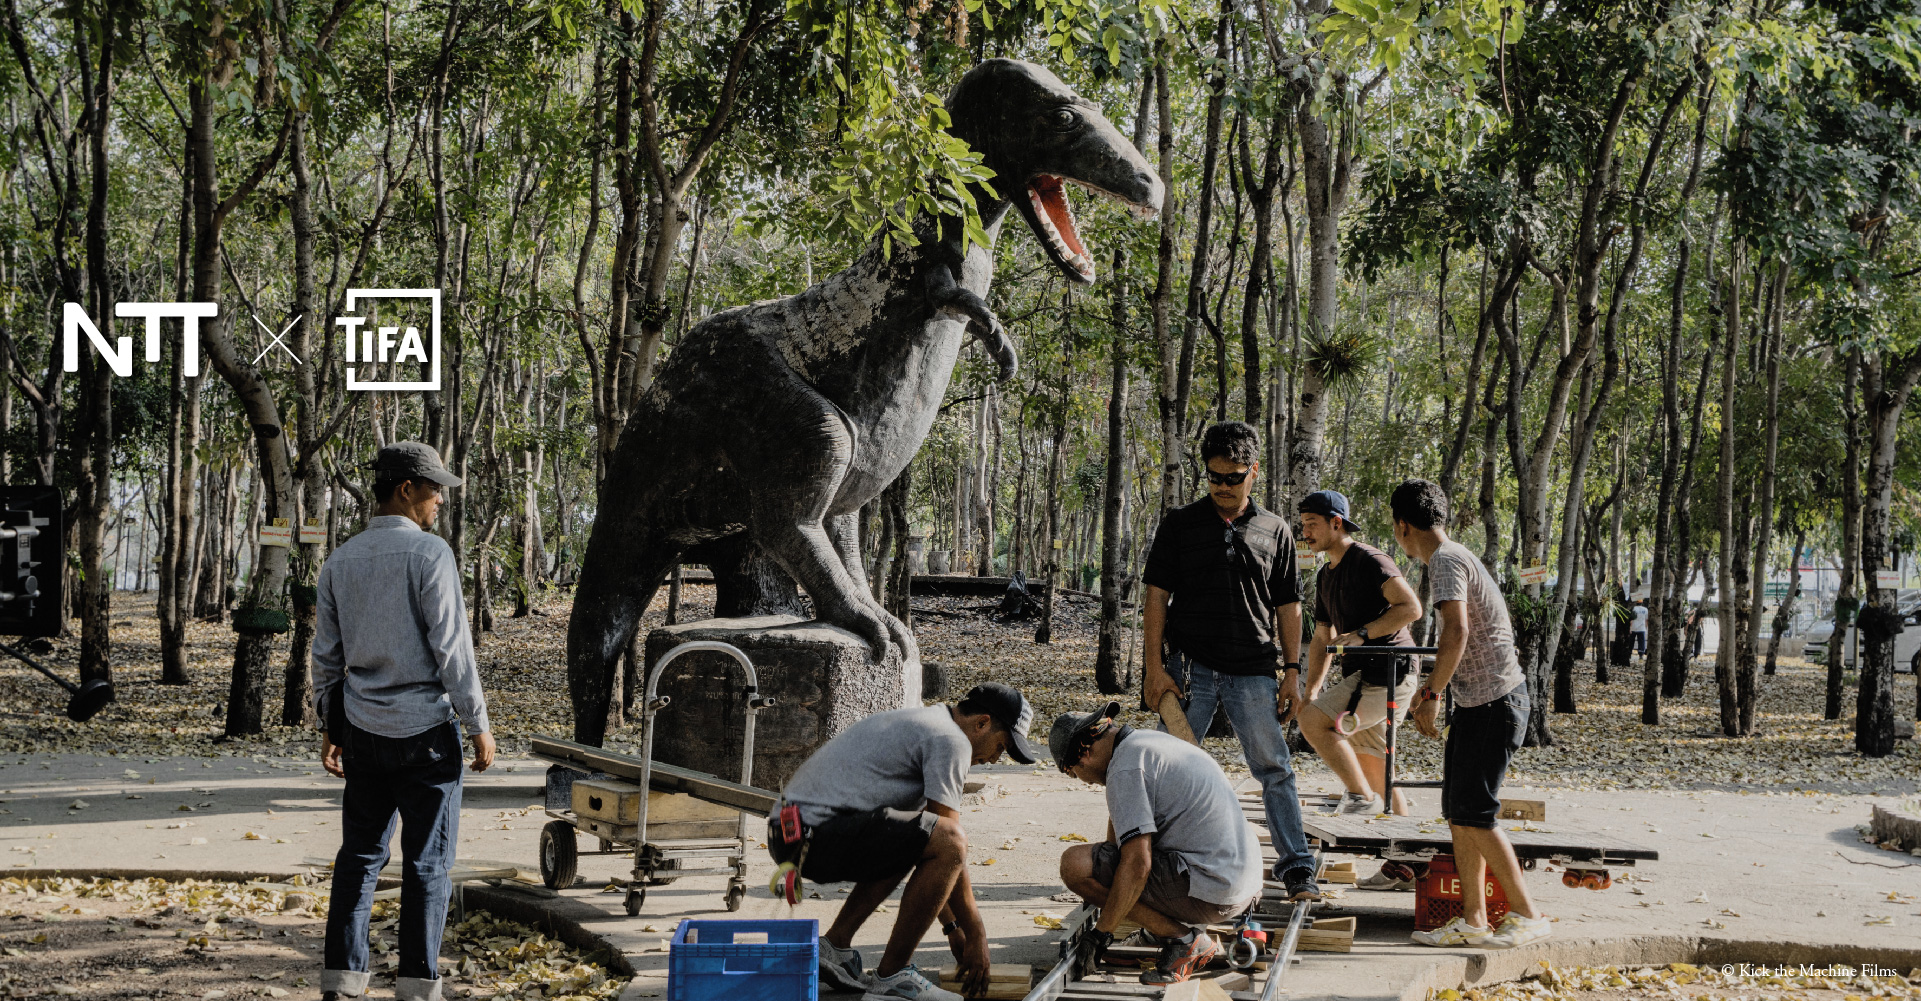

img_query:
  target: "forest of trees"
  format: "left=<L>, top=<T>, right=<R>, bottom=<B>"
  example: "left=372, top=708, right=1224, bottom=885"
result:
left=5, top=0, right=1918, bottom=757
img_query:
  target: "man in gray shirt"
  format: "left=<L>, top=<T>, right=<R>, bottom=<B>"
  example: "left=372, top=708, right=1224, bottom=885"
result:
left=767, top=683, right=1039, bottom=1001
left=313, top=442, right=493, bottom=1001
left=1052, top=702, right=1261, bottom=986
left=1391, top=479, right=1548, bottom=951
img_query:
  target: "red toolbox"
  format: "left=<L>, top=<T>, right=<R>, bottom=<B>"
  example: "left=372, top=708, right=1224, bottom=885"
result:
left=1414, top=854, right=1512, bottom=931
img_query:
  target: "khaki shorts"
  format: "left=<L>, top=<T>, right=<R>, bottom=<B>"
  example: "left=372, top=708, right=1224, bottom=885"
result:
left=1310, top=670, right=1420, bottom=759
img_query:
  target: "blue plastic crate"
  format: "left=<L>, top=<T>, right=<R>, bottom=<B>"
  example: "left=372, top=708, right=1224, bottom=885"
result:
left=668, top=918, right=818, bottom=1001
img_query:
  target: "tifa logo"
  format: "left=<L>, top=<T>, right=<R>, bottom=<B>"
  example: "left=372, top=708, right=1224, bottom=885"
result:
left=336, top=288, right=441, bottom=391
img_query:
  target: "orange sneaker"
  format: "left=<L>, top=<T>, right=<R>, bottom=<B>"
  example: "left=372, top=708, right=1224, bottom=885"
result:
left=1141, top=930, right=1220, bottom=984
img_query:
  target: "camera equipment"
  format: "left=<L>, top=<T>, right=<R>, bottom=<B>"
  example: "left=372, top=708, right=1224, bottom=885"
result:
left=0, top=486, right=111, bottom=722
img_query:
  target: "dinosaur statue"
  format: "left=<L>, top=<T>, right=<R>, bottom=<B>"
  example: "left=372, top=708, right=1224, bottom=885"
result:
left=566, top=59, right=1162, bottom=744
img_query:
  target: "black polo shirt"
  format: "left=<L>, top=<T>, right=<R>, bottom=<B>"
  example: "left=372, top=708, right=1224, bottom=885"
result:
left=1143, top=498, right=1302, bottom=676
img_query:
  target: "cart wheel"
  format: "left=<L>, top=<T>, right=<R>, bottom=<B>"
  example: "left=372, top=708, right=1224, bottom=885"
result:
left=624, top=887, right=645, bottom=916
left=1521, top=857, right=1538, bottom=872
left=1562, top=872, right=1581, bottom=889
left=539, top=821, right=579, bottom=890
left=1228, top=937, right=1260, bottom=970
left=726, top=882, right=746, bottom=912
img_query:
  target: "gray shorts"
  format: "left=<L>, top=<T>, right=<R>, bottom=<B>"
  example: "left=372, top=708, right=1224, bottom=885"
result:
left=1090, top=841, right=1253, bottom=928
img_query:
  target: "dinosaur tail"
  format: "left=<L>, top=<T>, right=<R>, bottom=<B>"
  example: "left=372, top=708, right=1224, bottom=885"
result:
left=564, top=446, right=683, bottom=745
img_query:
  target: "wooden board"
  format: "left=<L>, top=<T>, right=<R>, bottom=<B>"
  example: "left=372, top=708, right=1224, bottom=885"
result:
left=1302, top=814, right=1658, bottom=862
left=1298, top=915, right=1356, bottom=953
left=1498, top=799, right=1547, bottom=822
left=531, top=735, right=777, bottom=815
left=1320, top=860, right=1357, bottom=884
left=1162, top=982, right=1234, bottom=1001
left=1159, top=692, right=1199, bottom=744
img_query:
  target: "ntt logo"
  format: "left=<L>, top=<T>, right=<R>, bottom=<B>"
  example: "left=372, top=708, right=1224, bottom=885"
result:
left=58, top=288, right=441, bottom=394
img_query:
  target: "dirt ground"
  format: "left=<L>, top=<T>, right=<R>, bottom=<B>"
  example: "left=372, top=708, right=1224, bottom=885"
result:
left=0, top=585, right=1915, bottom=795
left=0, top=877, right=627, bottom=1000
left=1441, top=962, right=1921, bottom=1001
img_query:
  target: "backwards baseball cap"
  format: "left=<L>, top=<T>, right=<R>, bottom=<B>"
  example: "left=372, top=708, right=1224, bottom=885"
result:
left=372, top=441, right=463, bottom=488
left=1299, top=489, right=1358, bottom=531
left=1047, top=701, right=1121, bottom=770
left=959, top=682, right=1039, bottom=764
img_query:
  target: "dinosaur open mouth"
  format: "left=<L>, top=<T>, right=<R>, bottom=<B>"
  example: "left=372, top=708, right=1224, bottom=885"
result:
left=1027, top=174, right=1094, bottom=281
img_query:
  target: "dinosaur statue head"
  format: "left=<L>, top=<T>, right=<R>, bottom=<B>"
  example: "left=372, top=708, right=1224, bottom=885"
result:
left=947, top=59, right=1163, bottom=285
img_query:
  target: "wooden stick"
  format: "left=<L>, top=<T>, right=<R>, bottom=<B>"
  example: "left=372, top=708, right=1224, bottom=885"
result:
left=1159, top=691, right=1198, bottom=744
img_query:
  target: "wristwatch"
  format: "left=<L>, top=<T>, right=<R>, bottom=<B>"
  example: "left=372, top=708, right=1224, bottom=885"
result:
left=1356, top=624, right=1371, bottom=641
left=1418, top=687, right=1441, bottom=703
left=942, top=919, right=960, bottom=935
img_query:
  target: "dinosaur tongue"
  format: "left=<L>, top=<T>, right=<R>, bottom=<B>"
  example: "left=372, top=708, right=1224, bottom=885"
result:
left=1028, top=175, right=1092, bottom=278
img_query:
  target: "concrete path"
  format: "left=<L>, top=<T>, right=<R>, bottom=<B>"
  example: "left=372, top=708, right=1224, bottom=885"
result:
left=3, top=751, right=1919, bottom=999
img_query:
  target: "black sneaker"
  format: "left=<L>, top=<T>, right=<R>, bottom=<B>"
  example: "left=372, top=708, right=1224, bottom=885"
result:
left=1281, top=865, right=1321, bottom=902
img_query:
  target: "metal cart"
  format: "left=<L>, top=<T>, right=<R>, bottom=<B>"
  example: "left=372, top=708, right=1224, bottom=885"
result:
left=530, top=640, right=779, bottom=916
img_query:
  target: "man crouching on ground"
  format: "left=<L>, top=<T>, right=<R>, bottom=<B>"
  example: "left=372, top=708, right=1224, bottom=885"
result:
left=767, top=682, right=1040, bottom=1000
left=1054, top=702, right=1262, bottom=986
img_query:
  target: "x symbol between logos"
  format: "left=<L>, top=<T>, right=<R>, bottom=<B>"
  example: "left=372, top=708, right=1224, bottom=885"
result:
left=251, top=313, right=304, bottom=366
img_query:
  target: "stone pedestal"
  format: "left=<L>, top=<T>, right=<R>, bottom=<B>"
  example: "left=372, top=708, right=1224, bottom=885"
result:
left=642, top=615, right=917, bottom=794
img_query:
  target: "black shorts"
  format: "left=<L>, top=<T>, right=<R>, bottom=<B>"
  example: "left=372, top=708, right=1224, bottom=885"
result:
left=1441, top=686, right=1529, bottom=829
left=768, top=807, right=937, bottom=885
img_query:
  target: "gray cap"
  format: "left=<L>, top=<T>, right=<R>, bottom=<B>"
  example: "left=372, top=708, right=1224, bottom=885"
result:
left=372, top=441, right=462, bottom=487
left=1047, top=701, right=1121, bottom=770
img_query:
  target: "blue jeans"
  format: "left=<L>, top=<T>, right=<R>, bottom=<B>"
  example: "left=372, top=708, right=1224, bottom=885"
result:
left=324, top=720, right=463, bottom=1001
left=1163, top=651, right=1315, bottom=878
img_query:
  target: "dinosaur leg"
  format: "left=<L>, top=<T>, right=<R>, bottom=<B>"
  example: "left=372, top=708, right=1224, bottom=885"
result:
left=829, top=510, right=918, bottom=670
left=723, top=363, right=915, bottom=669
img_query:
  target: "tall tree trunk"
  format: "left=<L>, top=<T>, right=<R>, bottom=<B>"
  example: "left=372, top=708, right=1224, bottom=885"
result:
left=160, top=136, right=198, bottom=686
left=1736, top=260, right=1785, bottom=734
left=282, top=109, right=324, bottom=727
left=1713, top=250, right=1742, bottom=737
left=1151, top=50, right=1182, bottom=513
left=1855, top=347, right=1921, bottom=757
left=1096, top=249, right=1130, bottom=694
left=1827, top=350, right=1861, bottom=720
left=1036, top=326, right=1070, bottom=646
left=72, top=0, right=118, bottom=688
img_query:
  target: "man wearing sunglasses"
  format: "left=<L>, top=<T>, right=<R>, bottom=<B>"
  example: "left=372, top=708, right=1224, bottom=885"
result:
left=1140, top=421, right=1317, bottom=901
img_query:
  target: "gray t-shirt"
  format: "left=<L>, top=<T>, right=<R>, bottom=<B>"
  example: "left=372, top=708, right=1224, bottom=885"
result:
left=780, top=706, right=972, bottom=826
left=1425, top=539, right=1525, bottom=707
left=1105, top=730, right=1261, bottom=905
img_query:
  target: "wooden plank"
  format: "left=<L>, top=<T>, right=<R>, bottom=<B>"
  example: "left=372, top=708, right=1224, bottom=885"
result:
left=939, top=964, right=1033, bottom=983
left=1498, top=799, right=1547, bottom=822
left=1319, top=860, right=1356, bottom=884
left=1159, top=692, right=1199, bottom=745
left=530, top=736, right=777, bottom=815
left=1162, top=983, right=1233, bottom=1001
left=1298, top=915, right=1355, bottom=953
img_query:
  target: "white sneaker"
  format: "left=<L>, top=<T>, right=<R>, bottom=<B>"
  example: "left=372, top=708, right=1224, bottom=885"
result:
left=1357, top=864, right=1417, bottom=891
left=1483, top=911, right=1551, bottom=949
left=819, top=939, right=868, bottom=992
left=1410, top=916, right=1493, bottom=947
left=864, top=964, right=962, bottom=1001
left=1336, top=791, right=1385, bottom=815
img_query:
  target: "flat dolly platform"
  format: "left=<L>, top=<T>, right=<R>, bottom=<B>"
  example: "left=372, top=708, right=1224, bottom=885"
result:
left=529, top=640, right=781, bottom=916
left=1302, top=814, right=1658, bottom=888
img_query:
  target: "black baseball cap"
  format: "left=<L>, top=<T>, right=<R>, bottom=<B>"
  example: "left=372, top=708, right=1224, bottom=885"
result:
left=1047, top=701, right=1122, bottom=769
left=1299, top=489, right=1358, bottom=531
left=372, top=441, right=463, bottom=487
left=958, top=682, right=1039, bottom=764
